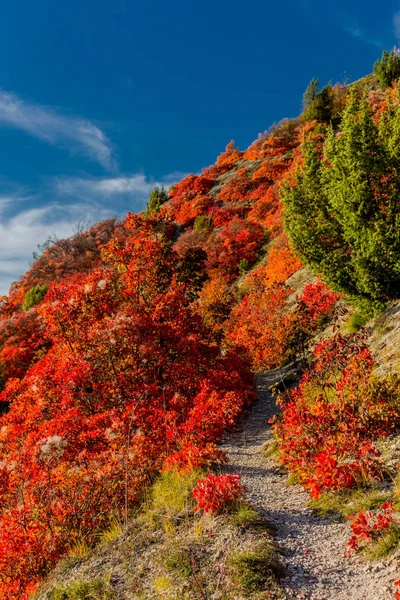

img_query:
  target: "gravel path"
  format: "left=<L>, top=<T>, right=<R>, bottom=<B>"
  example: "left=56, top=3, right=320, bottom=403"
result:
left=220, top=367, right=399, bottom=600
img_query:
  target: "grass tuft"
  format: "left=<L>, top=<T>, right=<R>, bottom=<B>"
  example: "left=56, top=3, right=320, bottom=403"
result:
left=98, top=520, right=123, bottom=545
left=344, top=312, right=368, bottom=333
left=309, top=488, right=393, bottom=519
left=229, top=543, right=280, bottom=594
left=46, top=578, right=114, bottom=600
left=229, top=501, right=266, bottom=530
left=363, top=525, right=400, bottom=560
left=163, top=545, right=193, bottom=579
left=150, top=469, right=202, bottom=518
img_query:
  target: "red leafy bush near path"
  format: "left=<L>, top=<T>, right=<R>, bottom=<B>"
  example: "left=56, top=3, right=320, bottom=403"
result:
left=225, top=281, right=295, bottom=371
left=347, top=502, right=397, bottom=553
left=272, top=334, right=400, bottom=499
left=298, top=279, right=341, bottom=326
left=192, top=473, right=246, bottom=514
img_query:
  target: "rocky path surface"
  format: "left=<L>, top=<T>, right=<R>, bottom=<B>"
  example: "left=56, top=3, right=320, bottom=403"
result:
left=220, top=367, right=399, bottom=600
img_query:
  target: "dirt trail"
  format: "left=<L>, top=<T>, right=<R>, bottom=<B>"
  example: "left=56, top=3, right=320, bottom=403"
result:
left=220, top=367, right=399, bottom=600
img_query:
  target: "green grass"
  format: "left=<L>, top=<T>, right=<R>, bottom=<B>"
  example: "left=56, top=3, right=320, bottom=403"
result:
left=62, top=541, right=91, bottom=570
left=229, top=543, right=280, bottom=594
left=310, top=488, right=393, bottom=519
left=163, top=545, right=193, bottom=579
left=344, top=311, right=368, bottom=333
left=286, top=472, right=300, bottom=486
left=264, top=440, right=279, bottom=458
left=46, top=578, right=115, bottom=600
left=98, top=520, right=123, bottom=545
left=229, top=501, right=266, bottom=530
left=364, top=525, right=400, bottom=560
left=150, top=469, right=202, bottom=518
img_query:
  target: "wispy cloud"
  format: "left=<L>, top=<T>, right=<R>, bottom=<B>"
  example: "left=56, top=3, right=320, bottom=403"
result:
left=54, top=171, right=189, bottom=209
left=0, top=170, right=189, bottom=295
left=0, top=91, right=116, bottom=170
left=343, top=23, right=383, bottom=48
left=0, top=199, right=113, bottom=295
left=55, top=174, right=155, bottom=199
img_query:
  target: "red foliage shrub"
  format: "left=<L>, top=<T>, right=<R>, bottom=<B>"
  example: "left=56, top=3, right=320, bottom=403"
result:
left=192, top=473, right=246, bottom=513
left=217, top=168, right=255, bottom=204
left=272, top=335, right=400, bottom=499
left=252, top=158, right=290, bottom=182
left=395, top=579, right=400, bottom=599
left=263, top=235, right=302, bottom=285
left=169, top=174, right=214, bottom=226
left=215, top=141, right=244, bottom=170
left=298, top=279, right=340, bottom=325
left=0, top=309, right=49, bottom=381
left=247, top=184, right=283, bottom=237
left=226, top=282, right=295, bottom=371
left=347, top=502, right=397, bottom=553
left=206, top=217, right=265, bottom=279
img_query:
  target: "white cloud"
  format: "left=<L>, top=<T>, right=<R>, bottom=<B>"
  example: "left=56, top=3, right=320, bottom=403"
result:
left=54, top=171, right=189, bottom=207
left=0, top=200, right=113, bottom=296
left=55, top=174, right=155, bottom=198
left=0, top=91, right=115, bottom=170
left=0, top=169, right=191, bottom=295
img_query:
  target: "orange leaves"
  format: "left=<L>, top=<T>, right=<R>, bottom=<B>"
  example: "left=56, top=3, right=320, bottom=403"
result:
left=169, top=174, right=214, bottom=226
left=263, top=235, right=302, bottom=285
left=206, top=217, right=265, bottom=279
left=252, top=158, right=290, bottom=182
left=226, top=282, right=294, bottom=371
left=215, top=141, right=244, bottom=169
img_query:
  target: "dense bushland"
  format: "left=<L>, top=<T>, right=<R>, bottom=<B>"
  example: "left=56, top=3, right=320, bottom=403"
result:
left=0, top=50, right=400, bottom=598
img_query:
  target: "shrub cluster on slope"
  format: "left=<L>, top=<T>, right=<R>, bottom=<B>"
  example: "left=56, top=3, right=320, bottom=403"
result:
left=0, top=50, right=400, bottom=598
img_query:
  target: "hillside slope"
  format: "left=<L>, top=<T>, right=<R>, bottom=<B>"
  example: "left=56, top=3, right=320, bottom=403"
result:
left=1, top=52, right=400, bottom=599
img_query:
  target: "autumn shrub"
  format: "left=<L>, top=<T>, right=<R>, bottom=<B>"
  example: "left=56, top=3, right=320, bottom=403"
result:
left=347, top=502, right=400, bottom=558
left=298, top=279, right=340, bottom=327
left=169, top=174, right=214, bottom=226
left=206, top=217, right=265, bottom=279
left=192, top=473, right=246, bottom=514
left=214, top=140, right=243, bottom=170
left=226, top=282, right=295, bottom=371
left=272, top=334, right=400, bottom=499
left=263, top=234, right=302, bottom=285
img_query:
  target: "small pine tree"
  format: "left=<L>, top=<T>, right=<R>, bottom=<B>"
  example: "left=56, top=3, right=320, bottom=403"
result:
left=302, top=79, right=335, bottom=125
left=146, top=186, right=168, bottom=215
left=282, top=87, right=400, bottom=309
left=194, top=214, right=212, bottom=232
left=22, top=284, right=48, bottom=311
left=373, top=49, right=400, bottom=90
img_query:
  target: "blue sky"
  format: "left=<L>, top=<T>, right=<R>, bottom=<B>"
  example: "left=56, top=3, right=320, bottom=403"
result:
left=0, top=0, right=399, bottom=294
